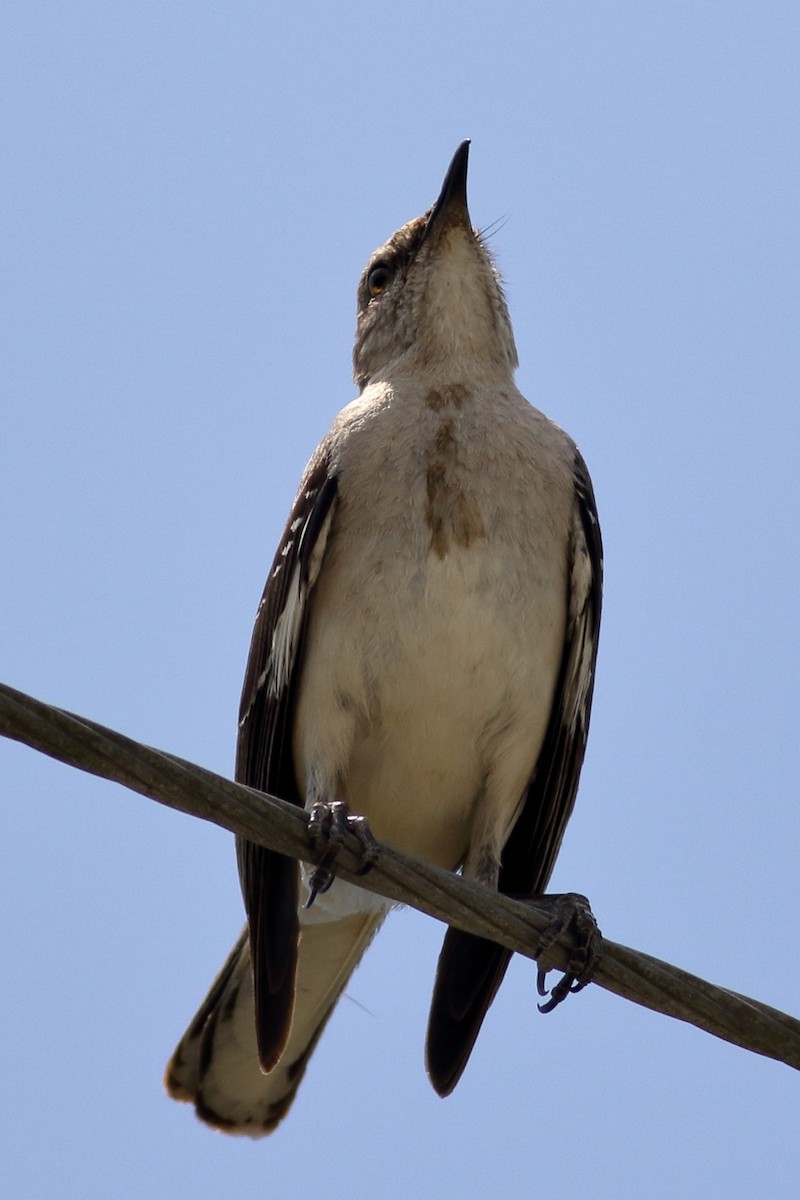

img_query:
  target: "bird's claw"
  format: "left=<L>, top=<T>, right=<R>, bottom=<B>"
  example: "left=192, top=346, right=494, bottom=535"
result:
left=534, top=892, right=602, bottom=1013
left=305, top=800, right=379, bottom=908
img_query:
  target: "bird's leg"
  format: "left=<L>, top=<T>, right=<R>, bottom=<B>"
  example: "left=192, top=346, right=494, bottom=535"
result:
left=518, top=892, right=603, bottom=1013
left=305, top=800, right=380, bottom=908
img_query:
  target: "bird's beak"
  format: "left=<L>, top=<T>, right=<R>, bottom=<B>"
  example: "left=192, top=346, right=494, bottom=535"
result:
left=424, top=140, right=471, bottom=242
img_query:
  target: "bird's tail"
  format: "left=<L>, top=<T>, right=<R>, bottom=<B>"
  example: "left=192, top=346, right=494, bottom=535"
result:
left=165, top=903, right=385, bottom=1136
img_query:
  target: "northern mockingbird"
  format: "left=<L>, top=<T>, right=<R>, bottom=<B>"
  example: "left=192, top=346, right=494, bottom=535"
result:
left=166, top=141, right=602, bottom=1135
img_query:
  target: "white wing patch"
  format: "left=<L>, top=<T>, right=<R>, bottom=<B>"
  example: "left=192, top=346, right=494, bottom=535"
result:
left=267, top=562, right=304, bottom=697
left=563, top=494, right=601, bottom=733
left=266, top=504, right=335, bottom=698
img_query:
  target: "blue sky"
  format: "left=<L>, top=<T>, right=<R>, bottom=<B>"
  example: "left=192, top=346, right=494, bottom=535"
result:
left=2, top=4, right=799, bottom=1197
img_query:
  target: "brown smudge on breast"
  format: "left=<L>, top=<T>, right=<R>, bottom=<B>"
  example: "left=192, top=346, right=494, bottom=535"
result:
left=425, top=382, right=470, bottom=412
left=425, top=416, right=486, bottom=559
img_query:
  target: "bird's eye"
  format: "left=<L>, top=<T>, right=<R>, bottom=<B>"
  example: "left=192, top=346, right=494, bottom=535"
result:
left=367, top=264, right=393, bottom=296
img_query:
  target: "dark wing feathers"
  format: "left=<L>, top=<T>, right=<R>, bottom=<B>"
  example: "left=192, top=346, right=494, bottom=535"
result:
left=235, top=449, right=338, bottom=1071
left=426, top=450, right=603, bottom=1096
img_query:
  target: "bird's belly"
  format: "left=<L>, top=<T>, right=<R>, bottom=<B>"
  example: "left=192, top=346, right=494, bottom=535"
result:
left=293, top=538, right=566, bottom=872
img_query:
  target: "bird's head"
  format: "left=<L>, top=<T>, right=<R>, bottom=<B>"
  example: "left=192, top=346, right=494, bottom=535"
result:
left=353, top=141, right=519, bottom=390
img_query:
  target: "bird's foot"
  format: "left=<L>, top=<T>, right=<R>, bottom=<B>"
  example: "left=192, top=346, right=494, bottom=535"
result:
left=305, top=800, right=379, bottom=908
left=534, top=892, right=602, bottom=1013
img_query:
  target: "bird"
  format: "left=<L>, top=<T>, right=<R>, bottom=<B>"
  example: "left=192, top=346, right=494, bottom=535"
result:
left=165, top=140, right=602, bottom=1135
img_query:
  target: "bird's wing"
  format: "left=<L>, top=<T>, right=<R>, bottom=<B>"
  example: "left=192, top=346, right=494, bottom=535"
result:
left=426, top=449, right=603, bottom=1095
left=235, top=445, right=339, bottom=1072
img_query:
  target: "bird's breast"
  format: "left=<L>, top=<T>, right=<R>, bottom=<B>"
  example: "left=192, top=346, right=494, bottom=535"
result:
left=292, top=384, right=573, bottom=867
